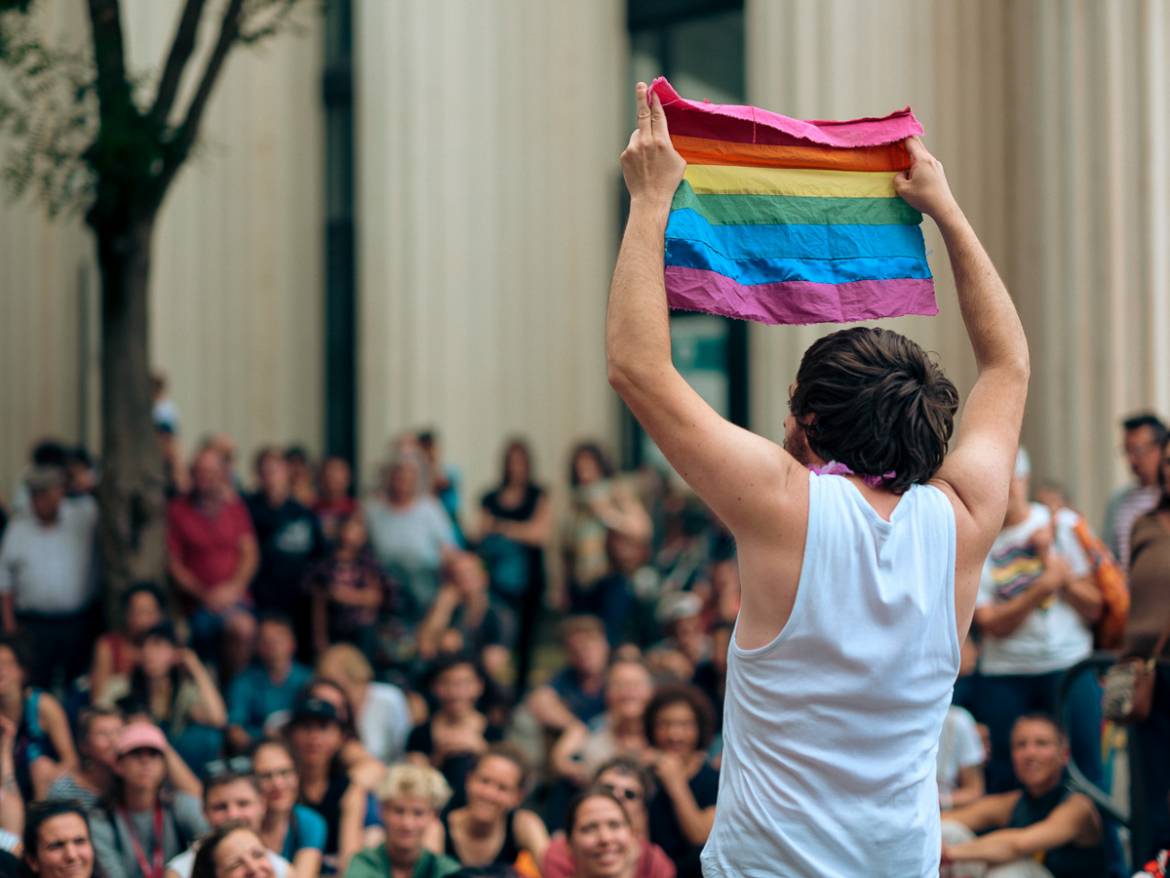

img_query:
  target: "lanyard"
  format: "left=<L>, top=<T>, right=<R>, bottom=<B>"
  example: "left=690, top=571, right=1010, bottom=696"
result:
left=118, top=803, right=165, bottom=878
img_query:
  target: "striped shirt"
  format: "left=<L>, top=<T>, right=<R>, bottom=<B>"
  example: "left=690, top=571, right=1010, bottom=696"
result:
left=1105, top=485, right=1160, bottom=571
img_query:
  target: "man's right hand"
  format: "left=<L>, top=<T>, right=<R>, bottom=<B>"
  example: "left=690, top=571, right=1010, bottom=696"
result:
left=893, top=136, right=961, bottom=223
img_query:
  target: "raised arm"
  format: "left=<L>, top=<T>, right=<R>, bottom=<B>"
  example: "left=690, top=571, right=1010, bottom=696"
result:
left=606, top=82, right=800, bottom=539
left=895, top=139, right=1030, bottom=612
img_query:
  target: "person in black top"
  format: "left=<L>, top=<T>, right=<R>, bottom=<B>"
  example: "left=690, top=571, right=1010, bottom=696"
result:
left=438, top=744, right=548, bottom=872
left=477, top=439, right=551, bottom=693
left=941, top=713, right=1106, bottom=878
left=643, top=685, right=718, bottom=878
left=406, top=655, right=504, bottom=805
left=245, top=449, right=327, bottom=654
left=285, top=697, right=369, bottom=876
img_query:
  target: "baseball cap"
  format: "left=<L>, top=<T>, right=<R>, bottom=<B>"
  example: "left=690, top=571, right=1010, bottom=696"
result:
left=290, top=696, right=342, bottom=726
left=117, top=722, right=167, bottom=757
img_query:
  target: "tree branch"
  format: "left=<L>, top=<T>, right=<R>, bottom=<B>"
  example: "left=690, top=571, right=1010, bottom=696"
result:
left=84, top=0, right=131, bottom=126
left=154, top=0, right=243, bottom=200
left=149, top=0, right=207, bottom=129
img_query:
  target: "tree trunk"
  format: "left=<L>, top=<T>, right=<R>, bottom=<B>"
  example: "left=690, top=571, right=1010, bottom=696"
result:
left=94, top=216, right=167, bottom=623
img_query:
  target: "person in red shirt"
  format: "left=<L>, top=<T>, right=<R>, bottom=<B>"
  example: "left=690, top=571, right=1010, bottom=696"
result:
left=166, top=447, right=258, bottom=676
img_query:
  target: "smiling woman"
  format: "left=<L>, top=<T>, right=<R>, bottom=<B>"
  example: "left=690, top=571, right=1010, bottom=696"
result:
left=565, top=790, right=637, bottom=878
left=191, top=824, right=274, bottom=878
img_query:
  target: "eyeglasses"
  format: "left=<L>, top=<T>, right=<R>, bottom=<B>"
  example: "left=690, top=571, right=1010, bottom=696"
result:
left=255, top=767, right=297, bottom=783
left=204, top=756, right=253, bottom=780
left=600, top=783, right=642, bottom=802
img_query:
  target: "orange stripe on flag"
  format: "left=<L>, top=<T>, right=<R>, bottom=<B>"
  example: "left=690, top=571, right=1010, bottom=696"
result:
left=671, top=135, right=910, bottom=172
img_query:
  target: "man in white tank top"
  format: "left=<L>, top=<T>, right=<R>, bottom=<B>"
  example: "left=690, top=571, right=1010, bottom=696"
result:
left=606, top=83, right=1030, bottom=876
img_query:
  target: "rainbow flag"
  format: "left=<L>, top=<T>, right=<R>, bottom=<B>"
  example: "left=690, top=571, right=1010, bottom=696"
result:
left=649, top=77, right=936, bottom=326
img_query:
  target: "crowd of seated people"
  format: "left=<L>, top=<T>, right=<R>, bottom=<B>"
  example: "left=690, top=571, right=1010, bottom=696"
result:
left=0, top=407, right=1165, bottom=878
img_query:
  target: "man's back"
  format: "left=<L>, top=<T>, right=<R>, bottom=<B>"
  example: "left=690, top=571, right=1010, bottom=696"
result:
left=701, top=473, right=958, bottom=877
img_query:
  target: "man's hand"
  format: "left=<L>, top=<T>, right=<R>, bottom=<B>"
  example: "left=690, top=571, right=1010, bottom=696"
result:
left=620, top=82, right=686, bottom=211
left=893, top=136, right=960, bottom=223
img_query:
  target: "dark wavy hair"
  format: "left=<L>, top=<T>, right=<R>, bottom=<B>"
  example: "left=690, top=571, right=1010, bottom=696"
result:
left=568, top=440, right=616, bottom=488
left=643, top=683, right=716, bottom=752
left=791, top=327, right=959, bottom=494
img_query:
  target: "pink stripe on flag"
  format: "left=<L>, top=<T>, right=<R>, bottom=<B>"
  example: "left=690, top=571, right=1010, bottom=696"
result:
left=649, top=78, right=923, bottom=148
left=664, top=266, right=939, bottom=326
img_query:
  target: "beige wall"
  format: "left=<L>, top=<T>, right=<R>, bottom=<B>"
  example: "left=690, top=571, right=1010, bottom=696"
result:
left=746, top=0, right=1170, bottom=523
left=0, top=0, right=323, bottom=496
left=355, top=0, right=627, bottom=506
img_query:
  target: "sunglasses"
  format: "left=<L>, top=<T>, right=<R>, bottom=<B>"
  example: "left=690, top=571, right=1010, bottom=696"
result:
left=600, top=783, right=642, bottom=802
left=204, top=756, right=253, bottom=780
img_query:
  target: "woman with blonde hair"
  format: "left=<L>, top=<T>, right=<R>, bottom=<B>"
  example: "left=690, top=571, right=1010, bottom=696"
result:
left=343, top=764, right=460, bottom=878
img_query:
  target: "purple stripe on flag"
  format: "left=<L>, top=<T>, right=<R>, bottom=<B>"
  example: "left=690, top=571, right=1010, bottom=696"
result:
left=664, top=266, right=939, bottom=326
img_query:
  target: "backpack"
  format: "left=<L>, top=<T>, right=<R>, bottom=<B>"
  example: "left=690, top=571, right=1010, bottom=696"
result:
left=1072, top=516, right=1128, bottom=649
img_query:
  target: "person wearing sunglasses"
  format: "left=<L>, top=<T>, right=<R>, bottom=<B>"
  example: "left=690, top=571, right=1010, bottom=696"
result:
left=543, top=757, right=674, bottom=878
left=251, top=740, right=325, bottom=878
left=164, top=762, right=290, bottom=878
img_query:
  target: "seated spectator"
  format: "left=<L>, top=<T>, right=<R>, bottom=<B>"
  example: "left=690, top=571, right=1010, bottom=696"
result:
left=417, top=431, right=462, bottom=535
left=558, top=788, right=641, bottom=878
left=166, top=448, right=258, bottom=676
left=406, top=654, right=503, bottom=803
left=417, top=553, right=509, bottom=681
left=542, top=757, right=675, bottom=878
left=939, top=703, right=986, bottom=812
left=48, top=708, right=202, bottom=811
left=343, top=763, right=460, bottom=878
left=0, top=635, right=77, bottom=801
left=307, top=513, right=386, bottom=661
left=190, top=824, right=274, bottom=878
left=23, top=800, right=97, bottom=878
left=227, top=615, right=312, bottom=754
left=316, top=646, right=412, bottom=767
left=313, top=457, right=358, bottom=546
left=285, top=447, right=318, bottom=509
left=642, top=685, right=717, bottom=878
left=100, top=622, right=227, bottom=775
left=91, top=583, right=167, bottom=704
left=941, top=714, right=1105, bottom=878
left=90, top=722, right=209, bottom=878
left=437, top=744, right=549, bottom=870
left=653, top=593, right=709, bottom=670
left=298, top=678, right=387, bottom=789
left=0, top=466, right=99, bottom=691
left=552, top=660, right=653, bottom=788
left=561, top=443, right=651, bottom=648
left=0, top=714, right=21, bottom=847
left=477, top=438, right=551, bottom=695
left=247, top=449, right=328, bottom=627
left=252, top=740, right=326, bottom=878
left=364, top=452, right=457, bottom=623
left=973, top=450, right=1104, bottom=793
left=526, top=617, right=609, bottom=733
left=285, top=696, right=371, bottom=875
left=164, top=763, right=290, bottom=878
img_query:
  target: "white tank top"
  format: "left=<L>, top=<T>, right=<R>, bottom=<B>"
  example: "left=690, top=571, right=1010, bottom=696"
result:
left=701, top=471, right=959, bottom=877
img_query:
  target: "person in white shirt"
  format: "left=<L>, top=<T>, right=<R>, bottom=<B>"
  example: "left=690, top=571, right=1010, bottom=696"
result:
left=0, top=466, right=99, bottom=689
left=938, top=705, right=986, bottom=811
left=973, top=449, right=1103, bottom=793
left=608, top=83, right=1030, bottom=876
left=165, top=764, right=290, bottom=878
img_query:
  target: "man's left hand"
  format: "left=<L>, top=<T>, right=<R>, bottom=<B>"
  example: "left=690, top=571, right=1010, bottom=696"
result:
left=620, top=82, right=686, bottom=210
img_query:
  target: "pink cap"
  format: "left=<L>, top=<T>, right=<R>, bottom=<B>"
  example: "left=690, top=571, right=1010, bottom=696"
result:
left=116, top=722, right=167, bottom=757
